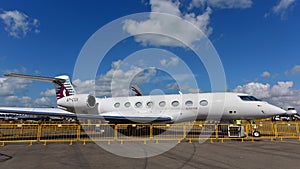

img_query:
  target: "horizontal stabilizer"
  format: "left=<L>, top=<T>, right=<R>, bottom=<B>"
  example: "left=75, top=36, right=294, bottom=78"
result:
left=4, top=73, right=76, bottom=99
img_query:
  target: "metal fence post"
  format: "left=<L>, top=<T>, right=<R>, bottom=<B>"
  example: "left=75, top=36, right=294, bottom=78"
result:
left=114, top=124, right=118, bottom=140
left=37, top=124, right=42, bottom=142
left=183, top=124, right=186, bottom=139
left=295, top=122, right=299, bottom=135
left=274, top=123, right=278, bottom=138
left=245, top=124, right=249, bottom=139
left=150, top=124, right=153, bottom=139
left=215, top=124, right=218, bottom=139
left=77, top=124, right=81, bottom=141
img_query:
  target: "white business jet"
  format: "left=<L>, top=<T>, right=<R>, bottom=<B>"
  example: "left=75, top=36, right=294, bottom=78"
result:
left=0, top=73, right=289, bottom=124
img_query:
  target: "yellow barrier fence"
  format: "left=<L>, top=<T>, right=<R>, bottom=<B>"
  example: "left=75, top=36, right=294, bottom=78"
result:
left=152, top=124, right=185, bottom=143
left=0, top=124, right=38, bottom=145
left=80, top=124, right=115, bottom=143
left=186, top=124, right=217, bottom=143
left=1, top=122, right=300, bottom=145
left=275, top=122, right=299, bottom=139
left=39, top=124, right=78, bottom=145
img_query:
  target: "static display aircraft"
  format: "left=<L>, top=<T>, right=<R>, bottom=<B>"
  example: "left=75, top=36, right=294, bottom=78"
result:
left=0, top=73, right=293, bottom=124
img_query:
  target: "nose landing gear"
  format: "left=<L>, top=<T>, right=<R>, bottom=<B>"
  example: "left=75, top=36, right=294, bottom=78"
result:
left=252, top=130, right=261, bottom=137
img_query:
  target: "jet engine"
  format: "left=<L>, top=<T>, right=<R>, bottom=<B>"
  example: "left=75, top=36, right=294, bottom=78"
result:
left=57, top=94, right=97, bottom=112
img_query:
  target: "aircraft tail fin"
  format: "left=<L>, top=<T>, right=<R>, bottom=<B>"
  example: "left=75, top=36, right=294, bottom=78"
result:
left=131, top=85, right=142, bottom=96
left=4, top=73, right=76, bottom=99
left=53, top=75, right=76, bottom=99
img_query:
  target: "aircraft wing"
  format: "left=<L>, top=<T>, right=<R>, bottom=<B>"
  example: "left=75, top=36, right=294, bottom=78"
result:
left=0, top=107, right=173, bottom=123
left=0, top=107, right=78, bottom=117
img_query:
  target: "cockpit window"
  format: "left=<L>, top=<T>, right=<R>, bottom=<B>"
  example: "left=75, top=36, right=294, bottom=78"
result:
left=239, top=96, right=261, bottom=101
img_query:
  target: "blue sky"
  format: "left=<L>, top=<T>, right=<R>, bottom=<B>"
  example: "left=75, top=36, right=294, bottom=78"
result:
left=0, top=0, right=300, bottom=110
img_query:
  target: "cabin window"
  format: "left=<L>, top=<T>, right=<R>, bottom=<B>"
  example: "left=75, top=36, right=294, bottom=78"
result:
left=199, top=100, right=208, bottom=106
left=185, top=100, right=193, bottom=106
left=124, top=102, right=131, bottom=108
left=239, top=96, right=261, bottom=101
left=159, top=101, right=166, bottom=107
left=135, top=102, right=142, bottom=108
left=171, top=101, right=179, bottom=107
left=114, top=102, right=120, bottom=108
left=146, top=101, right=153, bottom=108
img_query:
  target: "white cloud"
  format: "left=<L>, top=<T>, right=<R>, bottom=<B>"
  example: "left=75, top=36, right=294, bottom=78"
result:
left=166, top=82, right=178, bottom=90
left=74, top=59, right=198, bottom=97
left=273, top=0, right=296, bottom=14
left=103, top=66, right=156, bottom=97
left=284, top=65, right=300, bottom=76
left=73, top=60, right=150, bottom=97
left=123, top=0, right=213, bottom=47
left=189, top=0, right=253, bottom=9
left=234, top=82, right=271, bottom=98
left=73, top=58, right=200, bottom=97
left=0, top=10, right=39, bottom=38
left=40, top=89, right=56, bottom=97
left=160, top=57, right=179, bottom=67
left=151, top=0, right=181, bottom=15
left=123, top=0, right=255, bottom=47
left=291, top=65, right=300, bottom=75
left=34, top=97, right=51, bottom=106
left=0, top=69, right=57, bottom=107
left=261, top=71, right=271, bottom=78
left=1, top=94, right=56, bottom=107
left=72, top=79, right=95, bottom=94
left=187, top=88, right=201, bottom=93
left=234, top=81, right=300, bottom=111
left=265, top=0, right=296, bottom=19
left=271, top=81, right=293, bottom=96
left=180, top=83, right=202, bottom=93
left=0, top=69, right=33, bottom=106
left=270, top=94, right=300, bottom=110
left=0, top=76, right=32, bottom=96
left=4, top=96, right=32, bottom=107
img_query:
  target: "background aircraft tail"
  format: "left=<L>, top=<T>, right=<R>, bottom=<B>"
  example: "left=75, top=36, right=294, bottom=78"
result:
left=131, top=85, right=142, bottom=96
left=4, top=73, right=76, bottom=100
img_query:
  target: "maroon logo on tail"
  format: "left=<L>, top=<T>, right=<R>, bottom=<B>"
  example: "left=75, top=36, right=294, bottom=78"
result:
left=58, top=85, right=70, bottom=99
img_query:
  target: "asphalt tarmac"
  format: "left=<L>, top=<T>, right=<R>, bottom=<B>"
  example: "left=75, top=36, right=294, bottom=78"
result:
left=1, top=140, right=300, bottom=169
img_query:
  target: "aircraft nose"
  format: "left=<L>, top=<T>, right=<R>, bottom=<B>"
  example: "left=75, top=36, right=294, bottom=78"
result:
left=267, top=104, right=286, bottom=116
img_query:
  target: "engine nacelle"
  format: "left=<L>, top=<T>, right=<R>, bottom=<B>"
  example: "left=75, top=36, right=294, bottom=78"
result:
left=285, top=107, right=297, bottom=116
left=57, top=94, right=97, bottom=112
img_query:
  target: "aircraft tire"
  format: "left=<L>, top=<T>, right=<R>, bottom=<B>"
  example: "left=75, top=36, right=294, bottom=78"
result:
left=253, top=131, right=260, bottom=137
